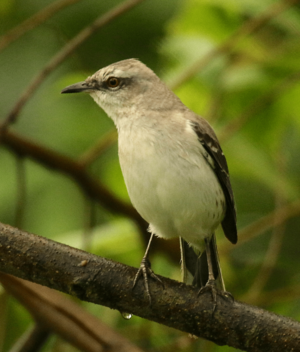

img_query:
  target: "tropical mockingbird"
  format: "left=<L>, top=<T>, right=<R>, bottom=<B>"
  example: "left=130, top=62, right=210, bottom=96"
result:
left=61, top=59, right=237, bottom=304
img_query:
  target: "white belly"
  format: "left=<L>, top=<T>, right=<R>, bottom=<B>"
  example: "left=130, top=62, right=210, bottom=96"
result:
left=117, top=121, right=225, bottom=251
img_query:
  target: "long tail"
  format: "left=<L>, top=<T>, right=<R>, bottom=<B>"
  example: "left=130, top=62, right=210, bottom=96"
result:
left=180, top=234, right=225, bottom=291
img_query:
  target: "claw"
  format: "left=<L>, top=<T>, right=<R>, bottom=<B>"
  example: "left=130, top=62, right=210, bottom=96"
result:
left=223, top=290, right=234, bottom=301
left=198, top=280, right=234, bottom=313
left=198, top=280, right=218, bottom=313
left=133, top=257, right=164, bottom=305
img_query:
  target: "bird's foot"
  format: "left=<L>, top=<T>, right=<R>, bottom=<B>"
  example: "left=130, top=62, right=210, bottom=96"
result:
left=198, top=280, right=234, bottom=313
left=133, top=257, right=164, bottom=305
left=222, top=290, right=234, bottom=301
left=198, top=280, right=218, bottom=312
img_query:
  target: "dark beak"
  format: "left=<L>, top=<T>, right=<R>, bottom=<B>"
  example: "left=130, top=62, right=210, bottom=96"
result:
left=61, top=81, right=94, bottom=94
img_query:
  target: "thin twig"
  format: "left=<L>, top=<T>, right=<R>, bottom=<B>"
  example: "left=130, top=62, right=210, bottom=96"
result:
left=8, top=325, right=50, bottom=352
left=161, top=335, right=196, bottom=352
left=81, top=198, right=96, bottom=252
left=243, top=221, right=286, bottom=304
left=220, top=198, right=300, bottom=255
left=243, top=151, right=287, bottom=303
left=1, top=274, right=144, bottom=352
left=78, top=129, right=118, bottom=168
left=0, top=0, right=83, bottom=52
left=218, top=69, right=300, bottom=143
left=0, top=291, right=9, bottom=352
left=169, top=0, right=299, bottom=91
left=1, top=130, right=141, bottom=221
left=15, top=156, right=26, bottom=229
left=255, top=284, right=300, bottom=306
left=0, top=0, right=145, bottom=133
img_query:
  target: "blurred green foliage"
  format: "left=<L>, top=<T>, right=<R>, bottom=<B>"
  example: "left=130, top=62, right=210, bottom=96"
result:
left=1, top=0, right=300, bottom=351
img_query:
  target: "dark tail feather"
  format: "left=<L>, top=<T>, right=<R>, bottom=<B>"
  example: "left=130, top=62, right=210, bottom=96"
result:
left=180, top=234, right=225, bottom=291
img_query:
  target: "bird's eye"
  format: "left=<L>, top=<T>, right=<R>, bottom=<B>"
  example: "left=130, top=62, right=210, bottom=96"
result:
left=106, top=77, right=120, bottom=88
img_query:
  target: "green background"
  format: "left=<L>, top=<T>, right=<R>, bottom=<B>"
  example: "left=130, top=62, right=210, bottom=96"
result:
left=1, top=0, right=300, bottom=351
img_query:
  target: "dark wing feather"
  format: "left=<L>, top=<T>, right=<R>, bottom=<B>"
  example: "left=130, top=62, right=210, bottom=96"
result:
left=189, top=120, right=237, bottom=244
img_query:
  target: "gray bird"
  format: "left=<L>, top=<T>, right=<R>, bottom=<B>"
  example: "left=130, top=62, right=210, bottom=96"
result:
left=61, top=59, right=237, bottom=304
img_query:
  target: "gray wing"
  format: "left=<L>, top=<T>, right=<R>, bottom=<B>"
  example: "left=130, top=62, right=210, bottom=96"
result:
left=189, top=120, right=237, bottom=244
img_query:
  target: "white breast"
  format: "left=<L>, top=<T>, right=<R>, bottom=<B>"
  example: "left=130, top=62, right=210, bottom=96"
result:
left=117, top=116, right=225, bottom=252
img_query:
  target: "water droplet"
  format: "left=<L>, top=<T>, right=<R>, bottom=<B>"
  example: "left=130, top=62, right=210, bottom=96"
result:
left=121, top=311, right=132, bottom=320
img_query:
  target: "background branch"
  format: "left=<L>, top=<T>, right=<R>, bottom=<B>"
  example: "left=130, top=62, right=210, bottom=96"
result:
left=0, top=0, right=83, bottom=52
left=168, top=0, right=299, bottom=91
left=0, top=0, right=145, bottom=131
left=1, top=130, right=139, bottom=220
left=7, top=325, right=50, bottom=352
left=218, top=69, right=300, bottom=143
left=220, top=198, right=300, bottom=255
left=0, top=273, right=144, bottom=352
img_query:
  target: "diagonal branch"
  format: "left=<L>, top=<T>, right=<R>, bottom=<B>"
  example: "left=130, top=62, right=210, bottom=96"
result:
left=169, top=0, right=299, bottom=91
left=0, top=0, right=83, bottom=52
left=7, top=325, right=50, bottom=352
left=0, top=0, right=145, bottom=132
left=218, top=69, right=300, bottom=143
left=78, top=129, right=118, bottom=168
left=1, top=130, right=141, bottom=221
left=0, top=222, right=300, bottom=352
left=0, top=274, right=144, bottom=352
left=220, top=198, right=300, bottom=255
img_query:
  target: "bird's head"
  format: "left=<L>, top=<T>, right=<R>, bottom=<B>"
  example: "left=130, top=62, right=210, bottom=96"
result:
left=61, top=59, right=174, bottom=122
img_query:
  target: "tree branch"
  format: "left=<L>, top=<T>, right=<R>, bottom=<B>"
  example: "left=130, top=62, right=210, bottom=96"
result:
left=220, top=198, right=300, bottom=255
left=6, top=325, right=50, bottom=352
left=0, top=0, right=83, bottom=52
left=169, top=0, right=299, bottom=91
left=0, top=0, right=145, bottom=131
left=0, top=274, right=144, bottom=352
left=218, top=69, right=300, bottom=143
left=1, top=130, right=140, bottom=221
left=0, top=222, right=299, bottom=352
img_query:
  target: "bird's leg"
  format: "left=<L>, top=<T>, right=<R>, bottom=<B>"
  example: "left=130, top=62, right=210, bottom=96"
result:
left=133, top=233, right=164, bottom=305
left=206, top=237, right=217, bottom=286
left=198, top=237, right=218, bottom=311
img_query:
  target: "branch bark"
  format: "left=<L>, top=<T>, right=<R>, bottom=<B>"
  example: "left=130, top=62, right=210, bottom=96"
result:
left=0, top=222, right=299, bottom=352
